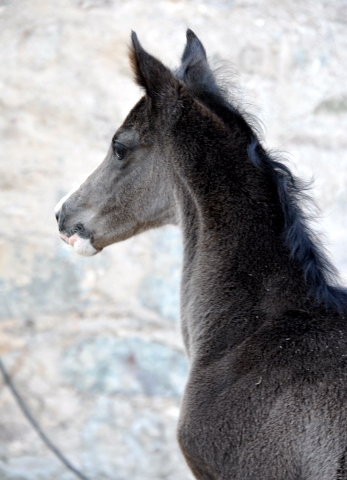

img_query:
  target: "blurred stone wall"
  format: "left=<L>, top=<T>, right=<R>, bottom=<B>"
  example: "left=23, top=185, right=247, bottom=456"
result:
left=0, top=0, right=346, bottom=479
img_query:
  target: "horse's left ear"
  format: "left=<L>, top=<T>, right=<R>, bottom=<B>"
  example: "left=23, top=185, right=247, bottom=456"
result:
left=130, top=31, right=179, bottom=106
left=176, top=29, right=218, bottom=94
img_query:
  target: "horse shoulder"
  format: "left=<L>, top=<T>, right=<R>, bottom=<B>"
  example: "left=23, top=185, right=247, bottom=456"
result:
left=178, top=309, right=347, bottom=478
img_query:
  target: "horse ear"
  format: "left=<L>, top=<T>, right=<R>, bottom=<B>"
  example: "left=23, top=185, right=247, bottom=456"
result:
left=176, top=29, right=218, bottom=94
left=129, top=31, right=178, bottom=105
left=181, top=29, right=207, bottom=66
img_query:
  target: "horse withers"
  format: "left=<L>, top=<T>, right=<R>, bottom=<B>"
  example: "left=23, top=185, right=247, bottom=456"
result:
left=56, top=30, right=347, bottom=480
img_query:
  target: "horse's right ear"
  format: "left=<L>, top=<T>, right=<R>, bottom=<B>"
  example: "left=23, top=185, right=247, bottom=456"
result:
left=129, top=32, right=179, bottom=105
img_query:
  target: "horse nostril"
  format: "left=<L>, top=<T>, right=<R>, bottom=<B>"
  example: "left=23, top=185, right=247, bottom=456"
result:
left=55, top=210, right=60, bottom=223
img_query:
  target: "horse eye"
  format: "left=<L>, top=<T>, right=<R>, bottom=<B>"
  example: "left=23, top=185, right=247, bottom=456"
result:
left=114, top=143, right=127, bottom=161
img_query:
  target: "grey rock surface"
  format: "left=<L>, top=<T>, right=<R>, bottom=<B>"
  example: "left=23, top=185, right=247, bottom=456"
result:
left=0, top=0, right=346, bottom=479
left=62, top=336, right=187, bottom=397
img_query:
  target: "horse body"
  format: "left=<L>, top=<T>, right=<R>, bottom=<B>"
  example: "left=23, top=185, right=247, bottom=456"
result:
left=55, top=30, right=347, bottom=479
left=179, top=309, right=347, bottom=479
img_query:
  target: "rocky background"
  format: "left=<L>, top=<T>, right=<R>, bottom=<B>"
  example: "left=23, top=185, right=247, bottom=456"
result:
left=0, top=0, right=346, bottom=479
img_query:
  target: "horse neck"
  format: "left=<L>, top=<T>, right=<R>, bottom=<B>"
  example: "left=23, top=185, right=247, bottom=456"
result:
left=174, top=161, right=309, bottom=363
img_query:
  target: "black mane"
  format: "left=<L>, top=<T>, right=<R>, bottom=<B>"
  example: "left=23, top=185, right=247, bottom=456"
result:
left=178, top=69, right=347, bottom=313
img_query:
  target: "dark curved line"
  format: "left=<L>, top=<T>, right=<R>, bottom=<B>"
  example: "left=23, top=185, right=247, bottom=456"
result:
left=0, top=356, right=91, bottom=480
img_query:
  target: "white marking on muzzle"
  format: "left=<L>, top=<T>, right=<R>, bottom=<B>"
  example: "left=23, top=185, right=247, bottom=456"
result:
left=55, top=188, right=76, bottom=214
left=55, top=164, right=100, bottom=214
left=60, top=233, right=97, bottom=256
left=56, top=165, right=101, bottom=257
left=72, top=235, right=97, bottom=256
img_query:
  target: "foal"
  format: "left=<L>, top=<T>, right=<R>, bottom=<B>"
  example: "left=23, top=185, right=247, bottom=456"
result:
left=56, top=30, right=347, bottom=480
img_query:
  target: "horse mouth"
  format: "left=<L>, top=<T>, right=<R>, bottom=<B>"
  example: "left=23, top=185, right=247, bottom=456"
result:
left=59, top=232, right=100, bottom=257
left=59, top=233, right=75, bottom=245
